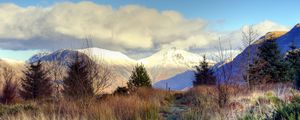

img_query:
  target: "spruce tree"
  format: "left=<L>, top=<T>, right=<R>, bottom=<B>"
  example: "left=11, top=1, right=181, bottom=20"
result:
left=127, top=64, right=151, bottom=90
left=248, top=58, right=269, bottom=85
left=193, top=55, right=216, bottom=86
left=63, top=53, right=94, bottom=99
left=248, top=38, right=290, bottom=86
left=286, top=41, right=300, bottom=89
left=20, top=60, right=53, bottom=100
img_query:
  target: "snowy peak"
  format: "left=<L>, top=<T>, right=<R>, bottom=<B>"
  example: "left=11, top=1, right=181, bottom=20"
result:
left=78, top=47, right=136, bottom=65
left=29, top=51, right=52, bottom=63
left=29, top=47, right=216, bottom=89
left=139, top=47, right=213, bottom=67
left=28, top=49, right=79, bottom=64
left=29, top=48, right=136, bottom=66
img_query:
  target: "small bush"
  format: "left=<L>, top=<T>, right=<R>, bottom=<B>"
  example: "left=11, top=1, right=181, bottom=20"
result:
left=271, top=95, right=300, bottom=120
left=1, top=79, right=18, bottom=104
left=113, top=87, right=130, bottom=95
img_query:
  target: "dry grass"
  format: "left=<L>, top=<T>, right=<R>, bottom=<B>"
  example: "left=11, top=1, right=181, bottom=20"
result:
left=0, top=87, right=171, bottom=120
left=0, top=83, right=297, bottom=120
left=178, top=83, right=296, bottom=120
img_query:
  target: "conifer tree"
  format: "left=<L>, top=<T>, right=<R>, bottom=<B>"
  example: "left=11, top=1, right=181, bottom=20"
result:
left=286, top=40, right=300, bottom=89
left=127, top=64, right=151, bottom=90
left=248, top=38, right=290, bottom=86
left=193, top=55, right=216, bottom=86
left=20, top=60, right=53, bottom=100
left=63, top=53, right=94, bottom=99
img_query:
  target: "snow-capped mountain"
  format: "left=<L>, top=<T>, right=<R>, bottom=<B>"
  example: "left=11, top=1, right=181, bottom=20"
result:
left=29, top=47, right=212, bottom=92
left=28, top=48, right=136, bottom=93
left=78, top=48, right=136, bottom=66
left=139, top=47, right=214, bottom=67
left=139, top=47, right=215, bottom=83
left=29, top=49, right=80, bottom=64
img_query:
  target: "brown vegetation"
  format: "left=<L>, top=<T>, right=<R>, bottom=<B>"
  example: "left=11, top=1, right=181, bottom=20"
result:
left=0, top=88, right=171, bottom=120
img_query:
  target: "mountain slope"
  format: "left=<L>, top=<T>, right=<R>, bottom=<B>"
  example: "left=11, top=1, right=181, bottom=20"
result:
left=139, top=47, right=214, bottom=67
left=157, top=30, right=289, bottom=90
left=78, top=48, right=136, bottom=66
left=28, top=48, right=135, bottom=93
left=153, top=70, right=194, bottom=90
left=276, top=23, right=300, bottom=53
left=213, top=31, right=287, bottom=83
left=29, top=47, right=215, bottom=92
left=139, top=47, right=215, bottom=83
left=213, top=24, right=300, bottom=84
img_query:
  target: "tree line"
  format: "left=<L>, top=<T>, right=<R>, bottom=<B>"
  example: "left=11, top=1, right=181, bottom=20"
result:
left=0, top=51, right=152, bottom=104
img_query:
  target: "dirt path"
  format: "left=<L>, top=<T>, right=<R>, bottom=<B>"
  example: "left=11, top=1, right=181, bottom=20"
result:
left=161, top=93, right=190, bottom=120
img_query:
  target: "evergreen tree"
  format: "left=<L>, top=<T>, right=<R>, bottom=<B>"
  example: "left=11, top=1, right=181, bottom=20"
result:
left=286, top=40, right=300, bottom=89
left=63, top=54, right=94, bottom=99
left=127, top=64, right=151, bottom=90
left=248, top=58, right=269, bottom=85
left=20, top=60, right=53, bottom=100
left=193, top=55, right=216, bottom=86
left=248, top=38, right=290, bottom=86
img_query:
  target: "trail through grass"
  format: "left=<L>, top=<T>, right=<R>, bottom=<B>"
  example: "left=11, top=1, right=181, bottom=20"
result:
left=161, top=93, right=190, bottom=120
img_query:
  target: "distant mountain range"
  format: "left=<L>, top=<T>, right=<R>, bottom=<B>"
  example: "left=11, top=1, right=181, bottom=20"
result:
left=25, top=47, right=215, bottom=92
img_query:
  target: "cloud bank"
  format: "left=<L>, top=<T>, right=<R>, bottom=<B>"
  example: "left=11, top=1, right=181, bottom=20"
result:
left=0, top=2, right=206, bottom=51
left=0, top=2, right=290, bottom=58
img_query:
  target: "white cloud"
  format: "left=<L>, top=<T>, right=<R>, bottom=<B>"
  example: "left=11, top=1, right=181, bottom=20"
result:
left=162, top=20, right=290, bottom=51
left=221, top=20, right=290, bottom=49
left=0, top=2, right=206, bottom=51
left=0, top=2, right=291, bottom=59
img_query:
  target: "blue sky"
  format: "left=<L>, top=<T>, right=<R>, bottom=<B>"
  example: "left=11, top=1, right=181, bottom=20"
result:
left=0, top=0, right=299, bottom=60
left=0, top=49, right=39, bottom=61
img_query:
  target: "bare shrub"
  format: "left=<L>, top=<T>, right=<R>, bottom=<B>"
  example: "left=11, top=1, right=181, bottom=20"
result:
left=241, top=25, right=259, bottom=87
left=1, top=67, right=19, bottom=104
left=81, top=39, right=113, bottom=94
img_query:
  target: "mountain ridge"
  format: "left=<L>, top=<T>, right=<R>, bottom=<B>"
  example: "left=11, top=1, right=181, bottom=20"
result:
left=157, top=24, right=300, bottom=90
left=26, top=47, right=215, bottom=92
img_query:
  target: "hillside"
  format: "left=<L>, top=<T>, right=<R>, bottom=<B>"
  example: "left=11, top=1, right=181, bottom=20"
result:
left=156, top=28, right=293, bottom=90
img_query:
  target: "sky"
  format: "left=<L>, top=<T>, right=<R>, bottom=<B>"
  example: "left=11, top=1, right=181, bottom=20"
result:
left=0, top=0, right=299, bottom=60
